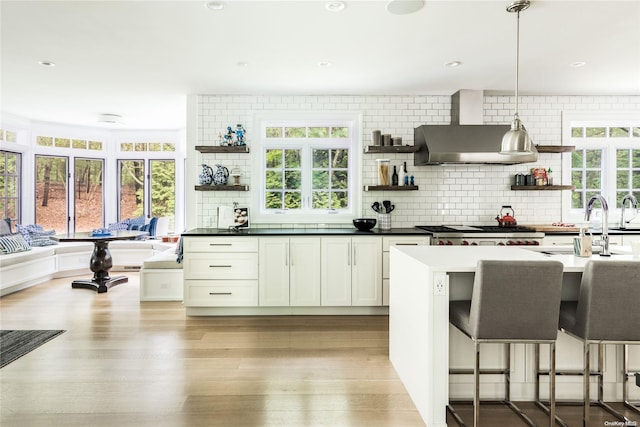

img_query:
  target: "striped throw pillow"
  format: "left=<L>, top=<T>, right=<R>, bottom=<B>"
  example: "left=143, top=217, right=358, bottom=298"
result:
left=0, top=233, right=31, bottom=254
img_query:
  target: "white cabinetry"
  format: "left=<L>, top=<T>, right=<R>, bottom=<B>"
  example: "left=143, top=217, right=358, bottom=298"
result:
left=183, top=237, right=258, bottom=307
left=382, top=236, right=430, bottom=306
left=542, top=234, right=623, bottom=246
left=320, top=237, right=382, bottom=306
left=259, top=237, right=321, bottom=306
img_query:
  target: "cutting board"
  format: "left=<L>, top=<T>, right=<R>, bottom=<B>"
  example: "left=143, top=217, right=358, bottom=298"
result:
left=522, top=224, right=581, bottom=233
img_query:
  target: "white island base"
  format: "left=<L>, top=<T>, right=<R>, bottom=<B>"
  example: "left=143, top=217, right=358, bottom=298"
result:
left=389, top=246, right=640, bottom=427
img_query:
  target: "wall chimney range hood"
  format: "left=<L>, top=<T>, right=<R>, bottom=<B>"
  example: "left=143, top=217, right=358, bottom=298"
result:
left=413, top=90, right=538, bottom=165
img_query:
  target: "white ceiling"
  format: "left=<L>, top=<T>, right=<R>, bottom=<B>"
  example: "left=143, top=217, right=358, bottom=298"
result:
left=1, top=0, right=639, bottom=131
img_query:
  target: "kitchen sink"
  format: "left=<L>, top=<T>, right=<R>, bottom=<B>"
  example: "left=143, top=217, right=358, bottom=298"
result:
left=528, top=247, right=629, bottom=256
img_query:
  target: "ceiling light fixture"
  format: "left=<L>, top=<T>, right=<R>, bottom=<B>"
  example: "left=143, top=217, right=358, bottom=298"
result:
left=98, top=114, right=122, bottom=124
left=325, top=1, right=345, bottom=12
left=500, top=0, right=537, bottom=157
left=236, top=61, right=248, bottom=67
left=386, top=0, right=425, bottom=15
left=38, top=60, right=56, bottom=67
left=445, top=61, right=462, bottom=68
left=570, top=61, right=587, bottom=68
left=318, top=61, right=333, bottom=68
left=205, top=1, right=224, bottom=11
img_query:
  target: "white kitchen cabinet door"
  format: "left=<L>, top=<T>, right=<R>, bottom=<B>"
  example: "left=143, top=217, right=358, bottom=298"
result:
left=259, top=238, right=290, bottom=306
left=321, top=237, right=352, bottom=306
left=290, top=237, right=321, bottom=306
left=351, top=237, right=382, bottom=306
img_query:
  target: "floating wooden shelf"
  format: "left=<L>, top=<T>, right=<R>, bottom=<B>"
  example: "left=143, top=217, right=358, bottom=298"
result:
left=195, top=185, right=249, bottom=191
left=535, top=145, right=575, bottom=153
left=364, top=185, right=419, bottom=191
left=364, top=145, right=419, bottom=153
left=511, top=185, right=576, bottom=191
left=195, top=145, right=249, bottom=153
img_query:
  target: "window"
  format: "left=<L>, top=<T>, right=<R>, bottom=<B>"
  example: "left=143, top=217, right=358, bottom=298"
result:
left=253, top=116, right=360, bottom=223
left=563, top=114, right=640, bottom=222
left=0, top=150, right=21, bottom=222
left=74, top=158, right=104, bottom=232
left=35, top=155, right=69, bottom=232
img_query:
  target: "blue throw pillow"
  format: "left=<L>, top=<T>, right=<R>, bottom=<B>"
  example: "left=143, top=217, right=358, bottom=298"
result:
left=0, top=233, right=31, bottom=254
left=108, top=220, right=130, bottom=231
left=128, top=216, right=145, bottom=231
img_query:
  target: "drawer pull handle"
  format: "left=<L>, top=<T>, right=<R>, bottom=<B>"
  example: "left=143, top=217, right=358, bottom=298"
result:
left=209, top=243, right=232, bottom=246
left=209, top=292, right=232, bottom=295
left=209, top=265, right=232, bottom=268
left=396, top=243, right=419, bottom=246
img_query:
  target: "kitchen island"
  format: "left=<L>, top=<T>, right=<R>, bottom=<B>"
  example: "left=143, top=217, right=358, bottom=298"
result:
left=389, top=245, right=639, bottom=427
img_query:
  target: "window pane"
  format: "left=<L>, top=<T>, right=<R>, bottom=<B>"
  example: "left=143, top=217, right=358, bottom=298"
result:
left=55, top=138, right=70, bottom=148
left=610, top=127, right=629, bottom=137
left=308, top=127, right=329, bottom=138
left=585, top=150, right=602, bottom=168
left=617, top=170, right=629, bottom=188
left=285, top=127, right=306, bottom=138
left=72, top=139, right=87, bottom=149
left=150, top=160, right=175, bottom=231
left=586, top=127, right=606, bottom=138
left=89, top=141, right=102, bottom=150
left=571, top=150, right=583, bottom=167
left=265, top=171, right=282, bottom=189
left=633, top=150, right=640, bottom=168
left=284, top=150, right=301, bottom=168
left=1, top=151, right=20, bottom=222
left=332, top=127, right=349, bottom=138
left=284, top=170, right=301, bottom=189
left=35, top=155, right=68, bottom=232
left=149, top=143, right=162, bottom=152
left=121, top=143, right=134, bottom=152
left=571, top=127, right=584, bottom=138
left=74, top=158, right=104, bottom=232
left=633, top=127, right=640, bottom=137
left=284, top=192, right=301, bottom=209
left=37, top=136, right=53, bottom=147
left=312, top=191, right=329, bottom=209
left=331, top=191, right=348, bottom=209
left=617, top=149, right=629, bottom=168
left=571, top=191, right=583, bottom=209
left=265, top=192, right=282, bottom=209
left=6, top=131, right=17, bottom=143
left=331, top=149, right=348, bottom=168
left=312, top=171, right=329, bottom=189
left=585, top=171, right=601, bottom=189
left=332, top=170, right=348, bottom=189
left=162, top=143, right=175, bottom=152
left=119, top=160, right=145, bottom=220
left=634, top=170, right=640, bottom=189
left=135, top=143, right=146, bottom=152
left=266, top=149, right=282, bottom=168
left=266, top=127, right=283, bottom=138
left=313, top=149, right=329, bottom=168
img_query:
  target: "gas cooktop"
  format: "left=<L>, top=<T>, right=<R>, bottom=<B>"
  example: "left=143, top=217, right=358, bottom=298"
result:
left=415, top=225, right=537, bottom=233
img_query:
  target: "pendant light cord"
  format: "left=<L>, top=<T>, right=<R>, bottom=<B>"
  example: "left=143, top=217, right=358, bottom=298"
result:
left=515, top=9, right=520, bottom=119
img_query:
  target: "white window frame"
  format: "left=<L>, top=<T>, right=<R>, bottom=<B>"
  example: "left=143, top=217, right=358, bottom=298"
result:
left=562, top=111, right=640, bottom=225
left=251, top=112, right=362, bottom=224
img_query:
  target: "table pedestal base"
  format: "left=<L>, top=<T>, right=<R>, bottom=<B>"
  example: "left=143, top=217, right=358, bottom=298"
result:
left=72, top=275, right=128, bottom=293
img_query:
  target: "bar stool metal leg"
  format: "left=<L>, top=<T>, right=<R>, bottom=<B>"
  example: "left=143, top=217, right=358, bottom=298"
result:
left=623, top=344, right=640, bottom=414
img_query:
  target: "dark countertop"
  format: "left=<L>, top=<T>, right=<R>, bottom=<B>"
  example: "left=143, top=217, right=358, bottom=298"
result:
left=182, top=227, right=429, bottom=237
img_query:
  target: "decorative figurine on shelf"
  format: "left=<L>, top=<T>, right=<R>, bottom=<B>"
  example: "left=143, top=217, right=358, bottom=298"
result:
left=235, top=124, right=246, bottom=146
left=223, top=126, right=235, bottom=146
left=217, top=131, right=224, bottom=146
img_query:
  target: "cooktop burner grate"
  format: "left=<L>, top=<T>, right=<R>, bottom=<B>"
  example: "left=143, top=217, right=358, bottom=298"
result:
left=415, top=225, right=537, bottom=234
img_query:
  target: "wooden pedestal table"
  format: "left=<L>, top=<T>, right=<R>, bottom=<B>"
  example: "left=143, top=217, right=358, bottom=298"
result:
left=52, top=231, right=147, bottom=293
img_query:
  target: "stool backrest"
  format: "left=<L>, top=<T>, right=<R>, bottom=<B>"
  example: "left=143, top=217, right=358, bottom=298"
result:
left=470, top=260, right=564, bottom=340
left=573, top=260, right=640, bottom=341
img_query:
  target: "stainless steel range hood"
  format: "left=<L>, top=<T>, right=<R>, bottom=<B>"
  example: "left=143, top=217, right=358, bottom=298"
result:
left=414, top=90, right=538, bottom=165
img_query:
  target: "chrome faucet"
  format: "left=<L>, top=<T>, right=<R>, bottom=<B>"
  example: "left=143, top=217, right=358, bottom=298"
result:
left=586, top=194, right=610, bottom=257
left=620, top=193, right=638, bottom=230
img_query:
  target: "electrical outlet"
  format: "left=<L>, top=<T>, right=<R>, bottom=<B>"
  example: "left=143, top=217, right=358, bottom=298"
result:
left=433, top=272, right=447, bottom=296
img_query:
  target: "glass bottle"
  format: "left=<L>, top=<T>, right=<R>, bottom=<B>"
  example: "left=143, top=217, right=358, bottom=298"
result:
left=392, top=165, right=399, bottom=186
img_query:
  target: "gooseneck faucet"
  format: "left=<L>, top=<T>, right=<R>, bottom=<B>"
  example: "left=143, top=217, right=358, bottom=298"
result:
left=620, top=194, right=638, bottom=230
left=586, top=194, right=610, bottom=257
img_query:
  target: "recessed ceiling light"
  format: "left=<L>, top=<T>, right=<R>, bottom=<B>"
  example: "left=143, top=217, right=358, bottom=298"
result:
left=386, top=0, right=425, bottom=15
left=570, top=61, right=587, bottom=68
left=325, top=1, right=345, bottom=12
left=38, top=60, right=56, bottom=67
left=318, top=61, right=333, bottom=68
left=236, top=61, right=248, bottom=68
left=98, top=114, right=122, bottom=124
left=445, top=61, right=462, bottom=68
left=205, top=1, right=224, bottom=11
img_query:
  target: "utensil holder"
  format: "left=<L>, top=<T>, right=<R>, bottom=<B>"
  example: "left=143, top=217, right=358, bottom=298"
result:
left=378, top=213, right=391, bottom=230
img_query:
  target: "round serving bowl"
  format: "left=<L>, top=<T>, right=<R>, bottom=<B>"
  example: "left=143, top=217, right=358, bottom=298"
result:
left=353, top=218, right=377, bottom=231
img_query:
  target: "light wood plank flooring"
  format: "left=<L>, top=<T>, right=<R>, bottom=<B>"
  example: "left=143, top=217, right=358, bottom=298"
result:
left=1, top=274, right=638, bottom=426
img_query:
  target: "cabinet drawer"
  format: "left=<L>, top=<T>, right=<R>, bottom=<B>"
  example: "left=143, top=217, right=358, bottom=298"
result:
left=183, top=237, right=258, bottom=253
left=184, top=281, right=258, bottom=306
left=382, top=236, right=429, bottom=251
left=184, top=253, right=258, bottom=279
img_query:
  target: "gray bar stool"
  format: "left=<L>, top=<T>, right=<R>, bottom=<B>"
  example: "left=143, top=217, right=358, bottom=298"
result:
left=536, top=260, right=640, bottom=427
left=448, top=259, right=564, bottom=427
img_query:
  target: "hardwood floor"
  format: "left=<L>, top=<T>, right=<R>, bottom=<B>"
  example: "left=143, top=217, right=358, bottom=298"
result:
left=1, top=275, right=638, bottom=426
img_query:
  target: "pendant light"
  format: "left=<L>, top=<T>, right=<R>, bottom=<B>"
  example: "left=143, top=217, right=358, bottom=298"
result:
left=500, top=0, right=537, bottom=156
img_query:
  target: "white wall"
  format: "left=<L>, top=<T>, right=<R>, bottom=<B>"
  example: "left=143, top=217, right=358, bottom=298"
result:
left=189, top=94, right=640, bottom=229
